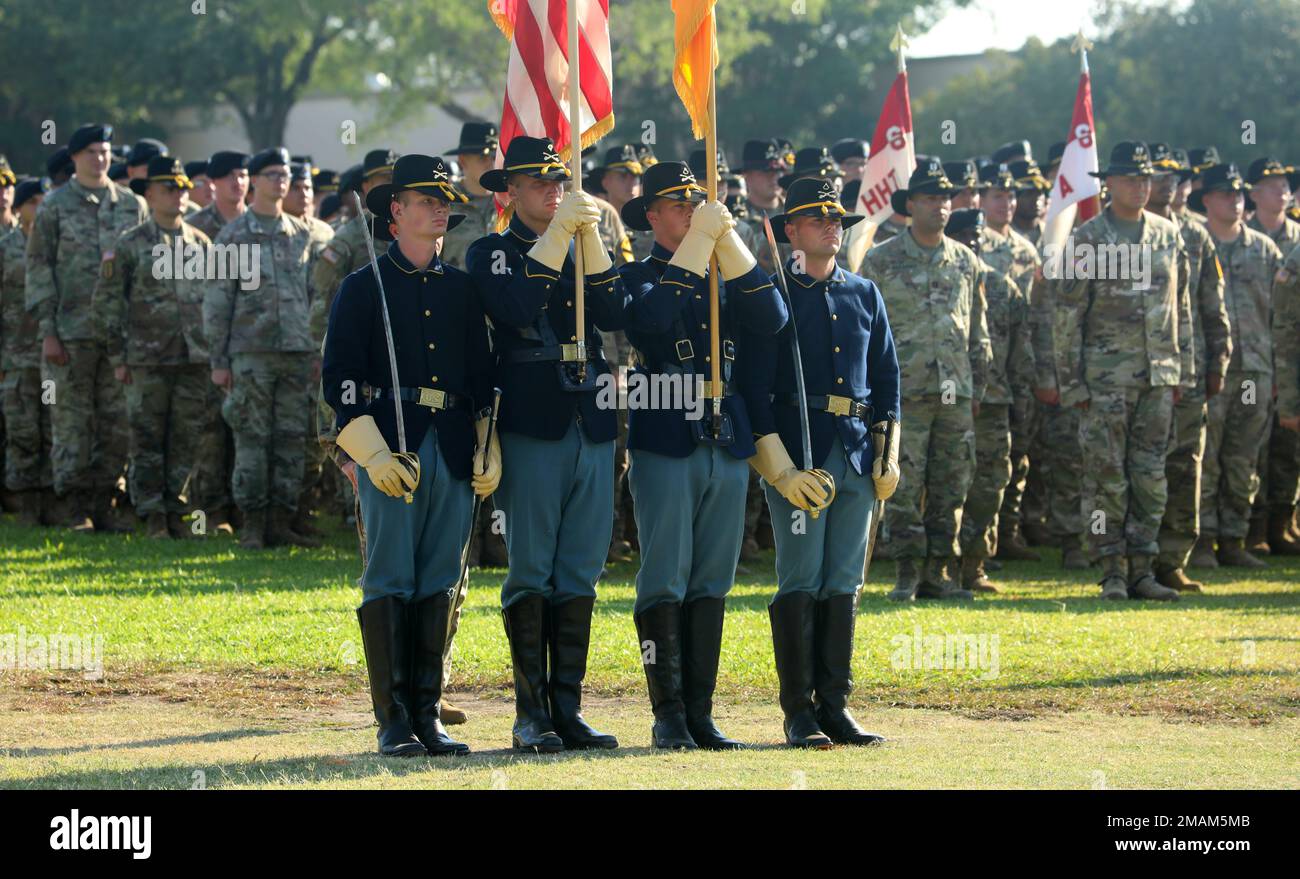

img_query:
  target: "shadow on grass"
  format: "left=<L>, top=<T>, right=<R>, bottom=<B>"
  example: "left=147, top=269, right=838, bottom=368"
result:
left=8, top=727, right=285, bottom=759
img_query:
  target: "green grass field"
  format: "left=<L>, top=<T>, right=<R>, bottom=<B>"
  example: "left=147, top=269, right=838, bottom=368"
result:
left=2, top=515, right=1297, bottom=789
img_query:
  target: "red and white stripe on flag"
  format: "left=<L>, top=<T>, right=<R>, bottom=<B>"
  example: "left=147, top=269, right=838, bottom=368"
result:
left=1043, top=68, right=1100, bottom=244
left=489, top=0, right=615, bottom=164
left=855, top=70, right=914, bottom=225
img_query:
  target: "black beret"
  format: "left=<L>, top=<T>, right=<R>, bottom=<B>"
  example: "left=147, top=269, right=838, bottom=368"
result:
left=184, top=160, right=209, bottom=180
left=126, top=138, right=168, bottom=167
left=830, top=138, right=867, bottom=163
left=318, top=193, right=342, bottom=219
left=108, top=163, right=128, bottom=182
left=339, top=163, right=364, bottom=195
left=13, top=176, right=50, bottom=209
left=68, top=123, right=113, bottom=155
left=46, top=147, right=74, bottom=179
left=206, top=151, right=249, bottom=180
left=247, top=147, right=290, bottom=176
left=945, top=208, right=985, bottom=236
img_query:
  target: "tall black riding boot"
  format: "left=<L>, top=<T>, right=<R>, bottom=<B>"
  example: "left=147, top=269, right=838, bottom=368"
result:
left=768, top=592, right=833, bottom=749
left=356, top=597, right=426, bottom=757
left=409, top=592, right=470, bottom=755
left=547, top=597, right=618, bottom=749
left=682, top=598, right=744, bottom=749
left=633, top=601, right=697, bottom=749
left=813, top=593, right=885, bottom=746
left=502, top=595, right=564, bottom=753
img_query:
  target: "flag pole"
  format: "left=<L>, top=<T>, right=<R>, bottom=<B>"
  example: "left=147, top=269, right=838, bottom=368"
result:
left=705, top=16, right=723, bottom=436
left=568, top=0, right=587, bottom=376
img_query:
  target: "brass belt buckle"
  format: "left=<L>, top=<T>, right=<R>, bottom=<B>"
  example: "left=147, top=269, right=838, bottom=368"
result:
left=417, top=387, right=446, bottom=410
left=560, top=342, right=584, bottom=362
left=826, top=394, right=852, bottom=417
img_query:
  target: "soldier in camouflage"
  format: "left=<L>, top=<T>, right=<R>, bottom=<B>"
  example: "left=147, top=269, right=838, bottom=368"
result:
left=1050, top=142, right=1192, bottom=601
left=203, top=147, right=323, bottom=550
left=1242, top=157, right=1300, bottom=554
left=1146, top=144, right=1232, bottom=592
left=0, top=178, right=53, bottom=525
left=1187, top=163, right=1284, bottom=569
left=947, top=209, right=1033, bottom=593
left=24, top=124, right=147, bottom=531
left=187, top=150, right=250, bottom=535
left=440, top=123, right=502, bottom=271
left=863, top=158, right=991, bottom=601
left=1275, top=240, right=1300, bottom=440
left=94, top=157, right=213, bottom=539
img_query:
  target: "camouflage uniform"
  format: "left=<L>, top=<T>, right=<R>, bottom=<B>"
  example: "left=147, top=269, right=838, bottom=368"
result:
left=0, top=226, right=52, bottom=495
left=1156, top=212, right=1231, bottom=571
left=186, top=202, right=240, bottom=517
left=861, top=231, right=991, bottom=566
left=959, top=264, right=1032, bottom=560
left=297, top=214, right=335, bottom=524
left=1246, top=216, right=1300, bottom=531
left=1201, top=226, right=1282, bottom=540
left=1053, top=209, right=1192, bottom=569
left=24, top=178, right=146, bottom=508
left=203, top=210, right=320, bottom=515
left=438, top=193, right=497, bottom=270
left=1275, top=241, right=1300, bottom=424
left=982, top=225, right=1049, bottom=545
left=93, top=218, right=212, bottom=516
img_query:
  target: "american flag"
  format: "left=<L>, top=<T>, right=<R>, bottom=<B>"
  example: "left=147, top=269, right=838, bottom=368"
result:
left=488, top=0, right=615, bottom=166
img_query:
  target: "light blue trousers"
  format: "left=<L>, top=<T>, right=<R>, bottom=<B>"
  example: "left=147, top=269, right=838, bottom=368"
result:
left=764, top=445, right=876, bottom=600
left=628, top=445, right=748, bottom=614
left=496, top=420, right=614, bottom=608
left=357, top=428, right=474, bottom=606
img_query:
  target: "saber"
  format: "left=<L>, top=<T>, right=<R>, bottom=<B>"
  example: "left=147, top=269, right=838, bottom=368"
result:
left=351, top=190, right=417, bottom=504
left=761, top=212, right=835, bottom=518
left=861, top=417, right=893, bottom=586
left=449, top=387, right=503, bottom=646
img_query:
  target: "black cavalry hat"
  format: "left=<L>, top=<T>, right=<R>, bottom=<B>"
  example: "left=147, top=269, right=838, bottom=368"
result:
left=772, top=176, right=864, bottom=242
left=586, top=143, right=644, bottom=191
left=444, top=122, right=499, bottom=157
left=620, top=160, right=707, bottom=232
left=991, top=140, right=1032, bottom=165
left=1045, top=141, right=1067, bottom=171
left=740, top=138, right=786, bottom=172
left=979, top=161, right=1016, bottom=190
left=779, top=147, right=841, bottom=190
left=1187, top=146, right=1220, bottom=176
left=1009, top=158, right=1052, bottom=190
left=1188, top=163, right=1249, bottom=214
left=830, top=138, right=867, bottom=164
left=129, top=156, right=194, bottom=195
left=1148, top=142, right=1193, bottom=180
left=479, top=136, right=571, bottom=192
left=362, top=149, right=399, bottom=181
left=889, top=156, right=956, bottom=217
left=365, top=153, right=469, bottom=233
left=943, top=160, right=986, bottom=191
left=1244, top=156, right=1294, bottom=186
left=688, top=148, right=734, bottom=184
left=1089, top=141, right=1155, bottom=178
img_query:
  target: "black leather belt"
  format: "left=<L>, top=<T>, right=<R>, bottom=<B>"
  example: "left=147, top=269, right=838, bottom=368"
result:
left=374, top=386, right=470, bottom=412
left=782, top=393, right=870, bottom=419
left=501, top=343, right=604, bottom=365
left=651, top=361, right=738, bottom=397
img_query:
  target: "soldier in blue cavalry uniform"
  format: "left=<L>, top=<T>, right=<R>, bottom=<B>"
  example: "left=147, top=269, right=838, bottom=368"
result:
left=466, top=136, right=626, bottom=753
left=616, top=160, right=786, bottom=750
left=738, top=177, right=901, bottom=748
left=322, top=155, right=500, bottom=758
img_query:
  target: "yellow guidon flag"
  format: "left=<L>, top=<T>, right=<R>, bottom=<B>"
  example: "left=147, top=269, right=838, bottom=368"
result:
left=672, top=0, right=719, bottom=139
